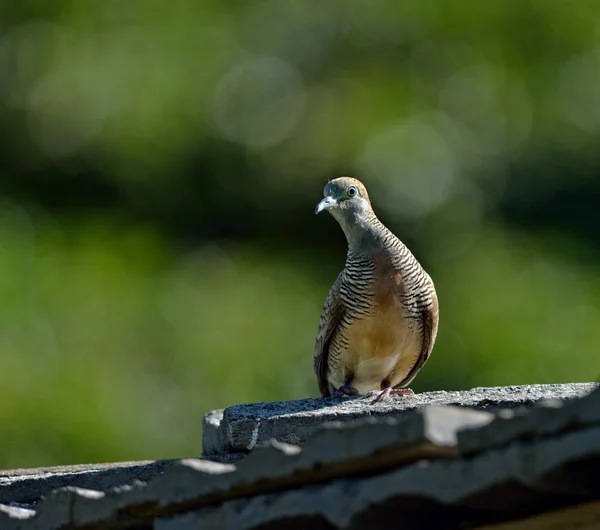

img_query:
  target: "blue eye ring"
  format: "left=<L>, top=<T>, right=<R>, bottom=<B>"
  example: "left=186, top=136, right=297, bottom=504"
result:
left=348, top=186, right=357, bottom=197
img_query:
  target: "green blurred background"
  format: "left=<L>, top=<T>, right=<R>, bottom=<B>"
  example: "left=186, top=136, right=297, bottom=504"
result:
left=1, top=1, right=599, bottom=468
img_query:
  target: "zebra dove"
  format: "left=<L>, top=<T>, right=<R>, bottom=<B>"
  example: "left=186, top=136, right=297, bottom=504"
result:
left=314, top=177, right=439, bottom=401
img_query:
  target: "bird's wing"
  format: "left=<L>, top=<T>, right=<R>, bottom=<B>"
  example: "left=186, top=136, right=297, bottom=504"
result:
left=314, top=271, right=345, bottom=397
left=397, top=293, right=439, bottom=388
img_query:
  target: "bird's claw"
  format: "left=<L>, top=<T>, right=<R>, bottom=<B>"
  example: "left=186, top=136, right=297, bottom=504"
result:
left=332, top=384, right=359, bottom=397
left=363, top=387, right=415, bottom=403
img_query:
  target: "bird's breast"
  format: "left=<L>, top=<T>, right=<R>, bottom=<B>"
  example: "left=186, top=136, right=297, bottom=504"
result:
left=331, top=254, right=423, bottom=391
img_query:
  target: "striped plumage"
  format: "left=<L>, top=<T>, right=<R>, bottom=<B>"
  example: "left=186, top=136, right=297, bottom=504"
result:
left=314, top=177, right=438, bottom=400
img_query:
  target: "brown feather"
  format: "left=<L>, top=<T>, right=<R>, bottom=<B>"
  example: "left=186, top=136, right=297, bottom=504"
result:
left=395, top=295, right=439, bottom=389
left=313, top=272, right=345, bottom=396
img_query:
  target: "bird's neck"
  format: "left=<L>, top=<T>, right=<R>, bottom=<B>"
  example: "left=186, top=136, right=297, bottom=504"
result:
left=337, top=211, right=386, bottom=253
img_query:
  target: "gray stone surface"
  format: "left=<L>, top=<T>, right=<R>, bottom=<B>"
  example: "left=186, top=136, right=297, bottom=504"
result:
left=204, top=383, right=598, bottom=456
left=202, top=410, right=225, bottom=457
left=0, top=459, right=176, bottom=506
left=458, top=384, right=600, bottom=455
left=1, top=383, right=599, bottom=529
left=157, top=424, right=600, bottom=530
left=0, top=504, right=35, bottom=530
left=4, top=405, right=491, bottom=529
left=0, top=454, right=245, bottom=509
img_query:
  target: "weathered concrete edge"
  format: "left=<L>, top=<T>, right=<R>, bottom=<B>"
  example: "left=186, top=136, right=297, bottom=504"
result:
left=0, top=460, right=177, bottom=507
left=22, top=388, right=600, bottom=530
left=201, top=411, right=225, bottom=457
left=3, top=383, right=599, bottom=529
left=205, top=383, right=598, bottom=455
left=458, top=384, right=600, bottom=454
left=0, top=504, right=35, bottom=530
left=0, top=453, right=246, bottom=508
left=20, top=405, right=493, bottom=530
left=157, top=425, right=600, bottom=530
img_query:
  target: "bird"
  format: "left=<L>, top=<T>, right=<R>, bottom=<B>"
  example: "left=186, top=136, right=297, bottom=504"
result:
left=314, top=177, right=439, bottom=401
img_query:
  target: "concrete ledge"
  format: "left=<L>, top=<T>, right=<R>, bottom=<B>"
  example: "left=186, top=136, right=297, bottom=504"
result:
left=1, top=382, right=599, bottom=530
left=159, top=424, right=600, bottom=530
left=0, top=454, right=245, bottom=508
left=203, top=383, right=597, bottom=456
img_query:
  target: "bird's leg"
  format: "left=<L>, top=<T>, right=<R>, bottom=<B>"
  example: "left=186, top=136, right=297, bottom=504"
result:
left=365, top=379, right=414, bottom=403
left=332, top=375, right=359, bottom=397
left=368, top=387, right=414, bottom=402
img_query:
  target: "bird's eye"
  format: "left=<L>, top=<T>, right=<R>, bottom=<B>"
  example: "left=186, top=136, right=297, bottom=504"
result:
left=348, top=186, right=357, bottom=197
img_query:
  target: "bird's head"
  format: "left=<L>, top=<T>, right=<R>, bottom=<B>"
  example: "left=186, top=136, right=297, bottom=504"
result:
left=316, top=177, right=380, bottom=246
left=315, top=177, right=373, bottom=224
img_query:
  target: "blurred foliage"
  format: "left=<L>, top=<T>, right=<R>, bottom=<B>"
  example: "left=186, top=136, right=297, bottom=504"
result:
left=1, top=0, right=600, bottom=468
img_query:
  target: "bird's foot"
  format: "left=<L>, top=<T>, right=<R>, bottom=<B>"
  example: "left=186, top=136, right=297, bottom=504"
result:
left=364, top=387, right=414, bottom=403
left=332, top=384, right=359, bottom=397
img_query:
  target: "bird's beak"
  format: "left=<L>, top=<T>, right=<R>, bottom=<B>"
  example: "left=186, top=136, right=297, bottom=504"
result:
left=315, top=196, right=337, bottom=214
